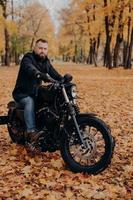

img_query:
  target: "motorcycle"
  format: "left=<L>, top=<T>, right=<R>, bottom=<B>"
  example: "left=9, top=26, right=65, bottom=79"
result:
left=6, top=74, right=115, bottom=174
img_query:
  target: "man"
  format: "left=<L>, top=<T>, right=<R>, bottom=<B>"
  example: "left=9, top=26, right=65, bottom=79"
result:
left=12, top=39, right=63, bottom=145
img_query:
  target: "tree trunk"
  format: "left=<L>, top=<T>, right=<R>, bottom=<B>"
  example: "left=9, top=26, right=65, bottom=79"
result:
left=123, top=41, right=127, bottom=68
left=104, top=0, right=113, bottom=69
left=11, top=0, right=14, bottom=20
left=86, top=4, right=97, bottom=66
left=113, top=34, right=123, bottom=67
left=72, top=43, right=78, bottom=63
left=87, top=39, right=97, bottom=66
left=88, top=39, right=93, bottom=64
left=126, top=28, right=133, bottom=68
left=113, top=0, right=124, bottom=67
left=0, top=0, right=10, bottom=66
left=92, top=39, right=97, bottom=66
left=30, top=37, right=35, bottom=50
left=96, top=33, right=101, bottom=56
left=124, top=2, right=131, bottom=68
left=4, top=26, right=10, bottom=66
left=104, top=20, right=112, bottom=69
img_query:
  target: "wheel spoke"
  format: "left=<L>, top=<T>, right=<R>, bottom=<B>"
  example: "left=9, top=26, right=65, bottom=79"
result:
left=72, top=147, right=81, bottom=158
left=96, top=137, right=103, bottom=142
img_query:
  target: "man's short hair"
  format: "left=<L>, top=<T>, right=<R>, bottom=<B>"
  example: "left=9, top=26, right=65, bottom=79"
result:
left=35, top=38, right=48, bottom=44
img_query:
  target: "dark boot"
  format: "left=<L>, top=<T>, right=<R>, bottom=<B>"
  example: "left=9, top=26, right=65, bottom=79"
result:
left=26, top=130, right=44, bottom=144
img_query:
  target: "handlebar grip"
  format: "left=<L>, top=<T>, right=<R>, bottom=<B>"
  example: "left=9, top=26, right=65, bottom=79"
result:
left=45, top=73, right=57, bottom=83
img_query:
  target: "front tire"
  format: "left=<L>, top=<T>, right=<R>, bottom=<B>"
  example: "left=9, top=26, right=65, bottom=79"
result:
left=60, top=115, right=114, bottom=174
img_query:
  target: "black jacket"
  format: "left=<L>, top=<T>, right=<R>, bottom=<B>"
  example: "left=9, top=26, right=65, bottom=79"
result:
left=12, top=51, right=62, bottom=101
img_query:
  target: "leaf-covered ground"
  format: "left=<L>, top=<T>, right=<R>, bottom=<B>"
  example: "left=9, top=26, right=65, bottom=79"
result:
left=0, top=64, right=133, bottom=199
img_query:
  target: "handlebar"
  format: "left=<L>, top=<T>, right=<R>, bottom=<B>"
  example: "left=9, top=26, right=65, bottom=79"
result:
left=45, top=73, right=74, bottom=91
left=46, top=73, right=73, bottom=84
left=45, top=73, right=58, bottom=83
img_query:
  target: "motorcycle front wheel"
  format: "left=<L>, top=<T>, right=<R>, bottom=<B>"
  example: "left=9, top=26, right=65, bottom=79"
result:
left=60, top=115, right=115, bottom=174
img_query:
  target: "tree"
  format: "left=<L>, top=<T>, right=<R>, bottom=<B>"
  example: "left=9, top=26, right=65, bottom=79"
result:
left=113, top=0, right=124, bottom=67
left=58, top=0, right=133, bottom=68
left=0, top=0, right=56, bottom=65
left=123, top=0, right=133, bottom=68
left=0, top=0, right=10, bottom=66
left=17, top=1, right=55, bottom=54
left=0, top=7, right=5, bottom=56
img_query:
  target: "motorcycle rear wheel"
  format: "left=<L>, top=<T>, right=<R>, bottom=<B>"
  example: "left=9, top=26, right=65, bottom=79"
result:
left=60, top=115, right=115, bottom=174
left=7, top=110, right=25, bottom=144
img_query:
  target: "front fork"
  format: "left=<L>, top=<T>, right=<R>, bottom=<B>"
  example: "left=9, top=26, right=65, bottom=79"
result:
left=62, top=86, right=86, bottom=147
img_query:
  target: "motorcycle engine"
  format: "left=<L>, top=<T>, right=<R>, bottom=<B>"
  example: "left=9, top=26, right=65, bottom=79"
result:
left=36, top=107, right=59, bottom=152
left=36, top=107, right=59, bottom=131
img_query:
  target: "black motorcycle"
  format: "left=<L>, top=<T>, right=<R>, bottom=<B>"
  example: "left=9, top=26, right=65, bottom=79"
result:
left=6, top=74, right=115, bottom=174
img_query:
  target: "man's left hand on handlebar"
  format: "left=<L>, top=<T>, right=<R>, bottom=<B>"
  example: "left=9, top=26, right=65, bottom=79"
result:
left=37, top=72, right=73, bottom=84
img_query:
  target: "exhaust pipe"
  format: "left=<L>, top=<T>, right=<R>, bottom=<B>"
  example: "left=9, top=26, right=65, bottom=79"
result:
left=0, top=116, right=9, bottom=125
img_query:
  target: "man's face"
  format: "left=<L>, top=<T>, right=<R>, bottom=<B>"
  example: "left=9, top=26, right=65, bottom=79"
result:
left=34, top=41, right=48, bottom=58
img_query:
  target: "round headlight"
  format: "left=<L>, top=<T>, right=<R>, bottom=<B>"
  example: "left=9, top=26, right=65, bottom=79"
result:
left=71, top=86, right=77, bottom=98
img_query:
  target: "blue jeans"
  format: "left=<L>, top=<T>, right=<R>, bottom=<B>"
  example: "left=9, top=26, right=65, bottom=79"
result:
left=19, top=96, right=36, bottom=132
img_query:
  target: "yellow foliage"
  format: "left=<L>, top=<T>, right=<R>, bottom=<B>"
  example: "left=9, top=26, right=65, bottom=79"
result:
left=58, top=0, right=133, bottom=58
left=6, top=20, right=18, bottom=35
left=16, top=1, right=55, bottom=54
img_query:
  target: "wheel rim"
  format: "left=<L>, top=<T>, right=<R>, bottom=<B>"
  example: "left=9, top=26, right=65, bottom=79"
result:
left=68, top=124, right=106, bottom=166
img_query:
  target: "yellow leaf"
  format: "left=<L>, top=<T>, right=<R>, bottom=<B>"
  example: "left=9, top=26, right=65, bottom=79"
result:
left=65, top=189, right=74, bottom=199
left=22, top=165, right=31, bottom=177
left=51, top=158, right=63, bottom=169
left=21, top=188, right=33, bottom=197
left=39, top=178, right=47, bottom=185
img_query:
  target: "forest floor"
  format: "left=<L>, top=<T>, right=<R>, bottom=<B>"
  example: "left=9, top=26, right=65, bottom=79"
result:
left=0, top=63, right=133, bottom=199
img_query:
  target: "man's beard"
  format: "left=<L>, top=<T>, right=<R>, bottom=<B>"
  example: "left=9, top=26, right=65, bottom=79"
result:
left=39, top=53, right=46, bottom=59
left=34, top=52, right=46, bottom=61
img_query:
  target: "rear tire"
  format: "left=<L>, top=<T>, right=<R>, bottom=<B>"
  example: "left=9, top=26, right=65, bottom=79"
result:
left=7, top=110, right=25, bottom=144
left=60, top=115, right=114, bottom=174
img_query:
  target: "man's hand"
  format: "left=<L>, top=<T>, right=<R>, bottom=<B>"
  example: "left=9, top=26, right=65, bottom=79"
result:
left=36, top=73, right=50, bottom=82
left=36, top=73, right=56, bottom=82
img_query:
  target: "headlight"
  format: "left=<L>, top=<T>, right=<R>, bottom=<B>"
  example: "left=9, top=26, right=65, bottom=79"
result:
left=71, top=86, right=77, bottom=98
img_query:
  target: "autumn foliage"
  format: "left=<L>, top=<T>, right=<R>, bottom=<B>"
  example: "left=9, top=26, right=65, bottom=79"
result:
left=0, top=64, right=132, bottom=199
left=0, top=0, right=133, bottom=68
left=58, top=0, right=133, bottom=68
left=0, top=0, right=56, bottom=66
